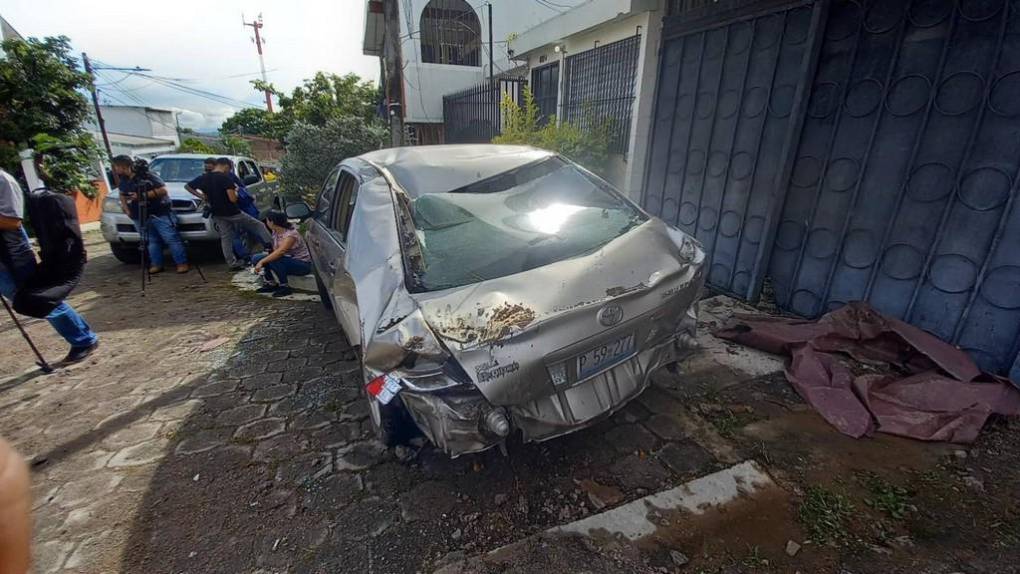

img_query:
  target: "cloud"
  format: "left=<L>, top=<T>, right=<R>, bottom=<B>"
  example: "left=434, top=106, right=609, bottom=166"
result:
left=174, top=107, right=237, bottom=132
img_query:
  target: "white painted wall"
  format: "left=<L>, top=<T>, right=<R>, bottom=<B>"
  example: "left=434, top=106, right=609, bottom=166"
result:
left=398, top=0, right=587, bottom=123
left=96, top=107, right=180, bottom=147
left=516, top=4, right=666, bottom=199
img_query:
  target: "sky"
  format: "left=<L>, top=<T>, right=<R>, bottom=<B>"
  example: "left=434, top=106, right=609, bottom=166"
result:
left=0, top=0, right=380, bottom=130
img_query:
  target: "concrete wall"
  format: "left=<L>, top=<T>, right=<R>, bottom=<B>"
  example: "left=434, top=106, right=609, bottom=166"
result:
left=398, top=0, right=586, bottom=123
left=98, top=107, right=180, bottom=147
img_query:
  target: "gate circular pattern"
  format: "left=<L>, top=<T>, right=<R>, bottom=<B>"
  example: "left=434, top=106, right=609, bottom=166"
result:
left=886, top=74, right=931, bottom=116
left=908, top=0, right=954, bottom=27
left=792, top=156, right=823, bottom=187
left=699, top=206, right=719, bottom=230
left=687, top=149, right=706, bottom=174
left=808, top=82, right=841, bottom=118
left=865, top=0, right=907, bottom=33
left=827, top=0, right=863, bottom=41
left=754, top=14, right=784, bottom=50
left=770, top=84, right=797, bottom=117
left=743, top=87, right=769, bottom=117
left=705, top=28, right=728, bottom=60
left=718, top=89, right=741, bottom=118
left=845, top=79, right=884, bottom=117
left=981, top=265, right=1020, bottom=309
left=935, top=72, right=985, bottom=116
left=729, top=21, right=753, bottom=55
left=791, top=289, right=822, bottom=317
left=825, top=157, right=860, bottom=192
left=930, top=253, right=978, bottom=293
left=959, top=0, right=1003, bottom=22
left=959, top=166, right=1012, bottom=211
left=907, top=162, right=954, bottom=202
left=732, top=270, right=750, bottom=294
left=843, top=229, right=878, bottom=268
left=785, top=7, right=813, bottom=45
left=708, top=152, right=729, bottom=177
left=744, top=215, right=765, bottom=244
left=731, top=151, right=754, bottom=180
left=881, top=243, right=925, bottom=280
left=696, top=92, right=717, bottom=119
left=807, top=228, right=839, bottom=259
left=776, top=220, right=805, bottom=250
left=710, top=263, right=731, bottom=286
left=989, top=71, right=1020, bottom=117
left=675, top=94, right=693, bottom=120
left=720, top=210, right=742, bottom=237
left=678, top=202, right=698, bottom=225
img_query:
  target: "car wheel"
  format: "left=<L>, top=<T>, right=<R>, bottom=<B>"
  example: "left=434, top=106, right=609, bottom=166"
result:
left=314, top=272, right=333, bottom=310
left=110, top=243, right=141, bottom=264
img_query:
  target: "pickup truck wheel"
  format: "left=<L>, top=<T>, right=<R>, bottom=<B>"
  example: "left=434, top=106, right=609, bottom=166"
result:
left=315, top=272, right=333, bottom=311
left=110, top=243, right=141, bottom=264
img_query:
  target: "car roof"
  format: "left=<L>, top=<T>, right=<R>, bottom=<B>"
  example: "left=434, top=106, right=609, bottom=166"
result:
left=358, top=144, right=553, bottom=197
left=152, top=153, right=252, bottom=162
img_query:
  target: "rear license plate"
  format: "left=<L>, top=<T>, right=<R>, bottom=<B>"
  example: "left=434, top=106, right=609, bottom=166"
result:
left=577, top=334, right=636, bottom=381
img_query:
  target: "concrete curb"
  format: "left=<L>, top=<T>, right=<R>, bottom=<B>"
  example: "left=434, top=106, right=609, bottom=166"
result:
left=435, top=461, right=775, bottom=573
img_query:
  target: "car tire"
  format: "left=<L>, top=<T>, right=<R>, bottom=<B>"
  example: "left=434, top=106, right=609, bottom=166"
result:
left=110, top=243, right=141, bottom=264
left=315, top=272, right=333, bottom=311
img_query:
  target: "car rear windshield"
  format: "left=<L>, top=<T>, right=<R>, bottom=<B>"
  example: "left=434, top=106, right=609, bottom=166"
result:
left=408, top=157, right=647, bottom=292
left=149, top=158, right=206, bottom=182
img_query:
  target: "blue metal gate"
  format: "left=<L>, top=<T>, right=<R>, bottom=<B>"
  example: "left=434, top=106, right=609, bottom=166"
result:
left=644, top=0, right=1020, bottom=379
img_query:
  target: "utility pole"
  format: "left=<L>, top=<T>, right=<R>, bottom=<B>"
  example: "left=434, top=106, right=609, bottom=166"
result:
left=243, top=14, right=274, bottom=112
left=488, top=3, right=494, bottom=80
left=382, top=0, right=404, bottom=147
left=82, top=53, right=113, bottom=159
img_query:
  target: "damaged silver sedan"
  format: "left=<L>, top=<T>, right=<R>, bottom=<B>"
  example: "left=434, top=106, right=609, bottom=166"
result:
left=287, top=145, right=705, bottom=457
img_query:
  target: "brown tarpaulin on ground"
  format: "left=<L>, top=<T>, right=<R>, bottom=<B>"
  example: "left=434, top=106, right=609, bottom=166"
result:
left=715, top=302, right=1020, bottom=443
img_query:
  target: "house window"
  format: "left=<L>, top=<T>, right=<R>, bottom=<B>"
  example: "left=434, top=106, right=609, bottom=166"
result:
left=420, top=0, right=481, bottom=66
left=531, top=62, right=560, bottom=125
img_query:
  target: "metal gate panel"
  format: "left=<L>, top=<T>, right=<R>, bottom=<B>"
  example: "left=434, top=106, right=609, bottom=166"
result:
left=642, top=1, right=822, bottom=299
left=768, top=0, right=1020, bottom=376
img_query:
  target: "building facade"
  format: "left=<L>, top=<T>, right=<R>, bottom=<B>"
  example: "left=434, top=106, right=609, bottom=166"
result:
left=87, top=106, right=181, bottom=158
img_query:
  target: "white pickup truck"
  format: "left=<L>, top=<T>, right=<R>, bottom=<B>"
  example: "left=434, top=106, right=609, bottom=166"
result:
left=99, top=153, right=281, bottom=263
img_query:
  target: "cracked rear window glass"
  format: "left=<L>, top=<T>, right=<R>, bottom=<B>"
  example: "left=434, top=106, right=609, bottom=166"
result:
left=409, top=157, right=646, bottom=291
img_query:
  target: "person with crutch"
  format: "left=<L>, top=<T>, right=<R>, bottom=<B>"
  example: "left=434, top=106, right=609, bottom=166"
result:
left=0, top=167, right=98, bottom=365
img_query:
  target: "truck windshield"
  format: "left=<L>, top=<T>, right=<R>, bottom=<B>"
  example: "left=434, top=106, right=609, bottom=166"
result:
left=408, top=157, right=646, bottom=292
left=149, top=158, right=206, bottom=182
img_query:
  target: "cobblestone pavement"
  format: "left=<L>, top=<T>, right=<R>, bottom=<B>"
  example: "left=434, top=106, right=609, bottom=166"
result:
left=0, top=237, right=764, bottom=574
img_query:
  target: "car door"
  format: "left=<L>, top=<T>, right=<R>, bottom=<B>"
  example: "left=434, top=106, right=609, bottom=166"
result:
left=324, top=170, right=362, bottom=345
left=306, top=166, right=342, bottom=287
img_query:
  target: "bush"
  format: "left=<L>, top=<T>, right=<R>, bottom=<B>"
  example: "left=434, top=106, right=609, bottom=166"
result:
left=280, top=118, right=385, bottom=202
left=177, top=138, right=218, bottom=154
left=493, top=88, right=613, bottom=175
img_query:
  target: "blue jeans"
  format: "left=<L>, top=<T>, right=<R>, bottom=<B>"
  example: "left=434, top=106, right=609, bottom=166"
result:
left=135, top=214, right=188, bottom=267
left=0, top=268, right=98, bottom=349
left=252, top=254, right=311, bottom=286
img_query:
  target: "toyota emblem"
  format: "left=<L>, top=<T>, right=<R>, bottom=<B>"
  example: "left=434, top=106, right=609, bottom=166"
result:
left=597, top=304, right=624, bottom=327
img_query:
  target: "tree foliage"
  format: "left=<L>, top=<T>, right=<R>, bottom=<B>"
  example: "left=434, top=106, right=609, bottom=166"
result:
left=219, top=134, right=252, bottom=156
left=0, top=36, right=101, bottom=196
left=177, top=137, right=218, bottom=154
left=493, top=88, right=612, bottom=175
left=280, top=119, right=385, bottom=201
left=221, top=72, right=380, bottom=141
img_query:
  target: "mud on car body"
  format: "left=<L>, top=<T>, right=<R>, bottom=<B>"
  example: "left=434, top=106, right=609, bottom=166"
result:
left=290, top=145, right=706, bottom=457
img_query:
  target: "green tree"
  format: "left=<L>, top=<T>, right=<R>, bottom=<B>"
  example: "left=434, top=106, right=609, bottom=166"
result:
left=221, top=72, right=380, bottom=141
left=177, top=137, right=218, bottom=154
left=219, top=134, right=252, bottom=156
left=493, top=88, right=612, bottom=175
left=280, top=119, right=385, bottom=201
left=0, top=36, right=101, bottom=195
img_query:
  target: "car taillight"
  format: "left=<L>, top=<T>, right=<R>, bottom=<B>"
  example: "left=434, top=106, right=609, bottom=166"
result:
left=366, top=373, right=403, bottom=405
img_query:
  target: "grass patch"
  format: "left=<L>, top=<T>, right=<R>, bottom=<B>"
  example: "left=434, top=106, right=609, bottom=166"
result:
left=799, top=486, right=855, bottom=546
left=860, top=472, right=913, bottom=520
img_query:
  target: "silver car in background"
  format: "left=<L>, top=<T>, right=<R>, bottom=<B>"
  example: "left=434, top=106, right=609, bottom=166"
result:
left=100, top=153, right=280, bottom=263
left=289, top=145, right=706, bottom=457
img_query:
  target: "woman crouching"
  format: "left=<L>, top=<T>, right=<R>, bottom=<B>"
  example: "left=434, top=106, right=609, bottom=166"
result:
left=252, top=210, right=312, bottom=297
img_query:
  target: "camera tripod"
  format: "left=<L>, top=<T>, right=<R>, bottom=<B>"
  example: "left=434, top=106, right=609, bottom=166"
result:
left=132, top=184, right=207, bottom=295
left=0, top=294, right=54, bottom=373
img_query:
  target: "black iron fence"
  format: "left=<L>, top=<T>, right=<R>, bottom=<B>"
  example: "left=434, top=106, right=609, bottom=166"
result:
left=443, top=78, right=527, bottom=143
left=564, top=34, right=641, bottom=153
left=531, top=62, right=560, bottom=125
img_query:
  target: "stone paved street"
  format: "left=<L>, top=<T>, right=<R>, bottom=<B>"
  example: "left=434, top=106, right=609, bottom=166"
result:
left=5, top=235, right=1018, bottom=574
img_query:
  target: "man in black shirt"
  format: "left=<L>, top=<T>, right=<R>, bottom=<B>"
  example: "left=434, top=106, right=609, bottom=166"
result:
left=113, top=155, right=190, bottom=274
left=186, top=157, right=271, bottom=270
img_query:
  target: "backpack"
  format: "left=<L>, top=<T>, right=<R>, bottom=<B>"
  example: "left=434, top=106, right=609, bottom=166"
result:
left=11, top=188, right=86, bottom=318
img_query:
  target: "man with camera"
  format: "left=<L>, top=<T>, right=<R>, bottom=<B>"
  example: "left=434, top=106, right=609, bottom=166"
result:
left=185, top=157, right=271, bottom=271
left=112, top=155, right=190, bottom=274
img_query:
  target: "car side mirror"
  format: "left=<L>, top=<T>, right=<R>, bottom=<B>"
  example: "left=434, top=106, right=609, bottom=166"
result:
left=285, top=201, right=313, bottom=221
left=243, top=174, right=259, bottom=186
